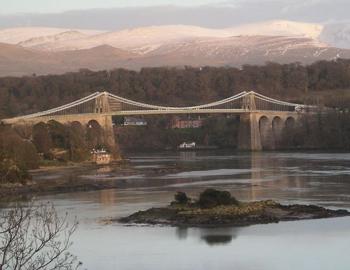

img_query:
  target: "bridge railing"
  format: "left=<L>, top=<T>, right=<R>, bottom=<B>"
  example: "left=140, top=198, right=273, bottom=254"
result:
left=1, top=90, right=318, bottom=123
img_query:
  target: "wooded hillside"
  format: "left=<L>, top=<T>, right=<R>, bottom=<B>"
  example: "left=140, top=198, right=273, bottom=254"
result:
left=1, top=60, right=350, bottom=119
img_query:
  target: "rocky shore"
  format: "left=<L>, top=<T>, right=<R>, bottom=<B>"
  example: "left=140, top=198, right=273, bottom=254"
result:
left=0, top=161, right=182, bottom=202
left=118, top=189, right=350, bottom=227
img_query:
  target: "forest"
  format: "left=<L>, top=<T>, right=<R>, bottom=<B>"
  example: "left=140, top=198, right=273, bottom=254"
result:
left=1, top=59, right=350, bottom=183
left=1, top=59, right=350, bottom=119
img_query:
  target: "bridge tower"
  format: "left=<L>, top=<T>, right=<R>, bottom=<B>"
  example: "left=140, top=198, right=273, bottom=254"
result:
left=93, top=92, right=118, bottom=156
left=238, top=92, right=262, bottom=151
left=94, top=91, right=111, bottom=113
left=1, top=90, right=309, bottom=153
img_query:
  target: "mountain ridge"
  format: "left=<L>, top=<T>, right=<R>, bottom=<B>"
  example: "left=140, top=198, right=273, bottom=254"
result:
left=2, top=21, right=350, bottom=76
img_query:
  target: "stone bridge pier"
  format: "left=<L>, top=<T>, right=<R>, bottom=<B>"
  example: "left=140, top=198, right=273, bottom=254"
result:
left=238, top=112, right=298, bottom=151
left=72, top=114, right=117, bottom=154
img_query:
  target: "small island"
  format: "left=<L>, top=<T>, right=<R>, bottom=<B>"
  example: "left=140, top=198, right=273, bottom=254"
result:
left=118, top=189, right=350, bottom=227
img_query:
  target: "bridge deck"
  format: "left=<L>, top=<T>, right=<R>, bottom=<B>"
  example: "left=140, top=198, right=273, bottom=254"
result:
left=2, top=110, right=300, bottom=125
left=1, top=90, right=315, bottom=125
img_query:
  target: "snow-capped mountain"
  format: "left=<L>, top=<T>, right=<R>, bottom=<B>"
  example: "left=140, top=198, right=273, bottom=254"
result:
left=18, top=30, right=90, bottom=48
left=143, top=36, right=341, bottom=68
left=16, top=25, right=235, bottom=53
left=0, top=27, right=103, bottom=45
left=1, top=20, right=350, bottom=76
left=149, top=35, right=327, bottom=58
left=229, top=20, right=323, bottom=40
left=5, top=21, right=326, bottom=53
left=2, top=21, right=350, bottom=52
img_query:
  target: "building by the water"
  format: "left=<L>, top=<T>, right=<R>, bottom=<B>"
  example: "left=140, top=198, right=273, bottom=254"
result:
left=91, top=149, right=112, bottom=165
left=171, top=117, right=203, bottom=129
left=123, top=117, right=147, bottom=126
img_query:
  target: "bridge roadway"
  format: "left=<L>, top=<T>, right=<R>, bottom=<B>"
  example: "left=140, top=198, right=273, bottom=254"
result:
left=1, top=109, right=299, bottom=125
left=0, top=90, right=311, bottom=151
left=2, top=110, right=300, bottom=152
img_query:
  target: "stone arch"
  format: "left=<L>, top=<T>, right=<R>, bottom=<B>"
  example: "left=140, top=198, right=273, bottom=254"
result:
left=285, top=117, right=296, bottom=129
left=87, top=119, right=101, bottom=129
left=32, top=121, right=49, bottom=134
left=259, top=116, right=269, bottom=129
left=13, top=124, right=33, bottom=140
left=272, top=116, right=284, bottom=147
left=67, top=121, right=89, bottom=161
left=259, top=116, right=272, bottom=149
left=32, top=122, right=52, bottom=154
left=46, top=120, right=67, bottom=149
left=70, top=121, right=86, bottom=139
left=70, top=121, right=83, bottom=129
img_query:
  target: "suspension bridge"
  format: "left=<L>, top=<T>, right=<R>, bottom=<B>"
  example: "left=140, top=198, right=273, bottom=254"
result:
left=1, top=91, right=317, bottom=151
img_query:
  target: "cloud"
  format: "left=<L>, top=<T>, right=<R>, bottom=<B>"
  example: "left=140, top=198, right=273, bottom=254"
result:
left=0, top=5, right=269, bottom=30
left=0, top=1, right=348, bottom=30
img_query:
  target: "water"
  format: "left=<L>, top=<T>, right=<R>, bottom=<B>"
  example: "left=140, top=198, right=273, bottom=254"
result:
left=16, top=152, right=350, bottom=269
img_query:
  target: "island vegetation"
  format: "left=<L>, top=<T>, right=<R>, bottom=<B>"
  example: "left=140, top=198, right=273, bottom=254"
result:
left=118, top=189, right=350, bottom=227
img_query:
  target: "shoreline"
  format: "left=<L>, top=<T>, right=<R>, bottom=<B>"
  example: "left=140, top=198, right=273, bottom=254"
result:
left=0, top=160, right=130, bottom=202
left=0, top=158, right=182, bottom=202
left=2, top=150, right=349, bottom=203
left=0, top=174, right=125, bottom=202
left=117, top=200, right=350, bottom=228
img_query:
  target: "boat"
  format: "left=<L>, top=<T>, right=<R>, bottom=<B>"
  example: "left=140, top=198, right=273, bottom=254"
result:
left=177, top=142, right=218, bottom=151
left=178, top=142, right=196, bottom=149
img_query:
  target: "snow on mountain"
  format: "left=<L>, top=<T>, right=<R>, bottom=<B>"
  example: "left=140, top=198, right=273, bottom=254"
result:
left=23, top=25, right=235, bottom=53
left=4, top=21, right=350, bottom=53
left=229, top=20, right=324, bottom=40
left=0, top=27, right=103, bottom=46
left=18, top=31, right=89, bottom=48
left=2, top=21, right=350, bottom=76
left=0, top=35, right=349, bottom=77
left=149, top=35, right=328, bottom=61
left=9, top=22, right=327, bottom=54
left=0, top=27, right=69, bottom=44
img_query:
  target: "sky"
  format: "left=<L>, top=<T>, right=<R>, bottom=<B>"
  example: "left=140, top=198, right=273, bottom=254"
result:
left=0, top=0, right=348, bottom=30
left=0, top=0, right=231, bottom=14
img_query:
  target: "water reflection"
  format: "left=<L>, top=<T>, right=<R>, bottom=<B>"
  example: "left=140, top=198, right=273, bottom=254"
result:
left=175, top=227, right=188, bottom=240
left=200, top=227, right=239, bottom=246
left=99, top=189, right=116, bottom=206
left=201, top=235, right=233, bottom=246
left=176, top=227, right=239, bottom=246
left=247, top=152, right=306, bottom=201
left=179, top=151, right=197, bottom=161
left=30, top=151, right=350, bottom=208
left=10, top=151, right=350, bottom=270
left=96, top=166, right=113, bottom=174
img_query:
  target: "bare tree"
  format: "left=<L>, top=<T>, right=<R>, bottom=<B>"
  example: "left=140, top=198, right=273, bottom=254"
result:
left=0, top=203, right=81, bottom=270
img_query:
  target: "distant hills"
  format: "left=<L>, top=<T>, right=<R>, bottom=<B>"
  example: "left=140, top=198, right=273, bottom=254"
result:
left=1, top=20, right=350, bottom=77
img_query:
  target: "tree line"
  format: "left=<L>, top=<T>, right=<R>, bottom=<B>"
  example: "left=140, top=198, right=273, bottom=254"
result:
left=1, top=59, right=350, bottom=119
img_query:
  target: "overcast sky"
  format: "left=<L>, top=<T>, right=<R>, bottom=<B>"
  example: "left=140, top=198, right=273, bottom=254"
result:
left=0, top=0, right=231, bottom=14
left=0, top=0, right=348, bottom=30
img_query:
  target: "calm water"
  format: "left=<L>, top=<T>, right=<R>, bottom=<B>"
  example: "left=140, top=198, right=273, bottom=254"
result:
left=27, top=152, right=350, bottom=269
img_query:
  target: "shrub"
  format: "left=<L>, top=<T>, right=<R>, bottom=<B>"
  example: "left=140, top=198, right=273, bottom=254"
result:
left=199, top=189, right=239, bottom=208
left=0, top=158, right=30, bottom=185
left=174, top=191, right=189, bottom=204
left=0, top=203, right=80, bottom=270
